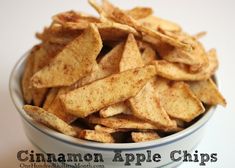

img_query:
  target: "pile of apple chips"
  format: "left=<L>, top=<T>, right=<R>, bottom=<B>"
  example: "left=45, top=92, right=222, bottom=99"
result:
left=22, top=0, right=226, bottom=143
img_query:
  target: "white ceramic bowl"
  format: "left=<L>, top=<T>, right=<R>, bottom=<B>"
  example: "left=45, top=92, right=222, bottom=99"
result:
left=9, top=53, right=216, bottom=168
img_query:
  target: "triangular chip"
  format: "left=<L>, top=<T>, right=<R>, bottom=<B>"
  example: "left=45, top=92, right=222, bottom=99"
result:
left=99, top=42, right=124, bottom=73
left=74, top=42, right=124, bottom=88
left=129, top=82, right=175, bottom=127
left=119, top=33, right=144, bottom=71
left=189, top=78, right=226, bottom=106
left=31, top=24, right=102, bottom=88
left=23, top=105, right=76, bottom=136
left=60, top=65, right=156, bottom=117
left=154, top=79, right=205, bottom=122
left=141, top=44, right=157, bottom=64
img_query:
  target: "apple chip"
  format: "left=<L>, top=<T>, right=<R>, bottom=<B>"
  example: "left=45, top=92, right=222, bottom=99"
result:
left=153, top=49, right=218, bottom=81
left=52, top=10, right=100, bottom=29
left=36, top=23, right=82, bottom=45
left=138, top=15, right=181, bottom=32
left=99, top=102, right=131, bottom=118
left=155, top=79, right=205, bottom=122
left=74, top=42, right=124, bottom=88
left=47, top=88, right=77, bottom=123
left=23, top=105, right=77, bottom=136
left=126, top=7, right=153, bottom=20
left=43, top=88, right=58, bottom=110
left=99, top=42, right=124, bottom=73
left=97, top=22, right=140, bottom=41
left=79, top=130, right=115, bottom=143
left=88, top=114, right=159, bottom=130
left=31, top=24, right=102, bottom=88
left=189, top=78, right=226, bottom=106
left=94, top=125, right=118, bottom=133
left=119, top=33, right=144, bottom=70
left=131, top=132, right=160, bottom=142
left=141, top=44, right=157, bottom=64
left=60, top=65, right=156, bottom=117
left=88, top=114, right=177, bottom=131
left=129, top=82, right=175, bottom=127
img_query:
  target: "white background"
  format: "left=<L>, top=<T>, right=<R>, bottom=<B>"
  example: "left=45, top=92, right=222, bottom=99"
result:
left=0, top=0, right=235, bottom=167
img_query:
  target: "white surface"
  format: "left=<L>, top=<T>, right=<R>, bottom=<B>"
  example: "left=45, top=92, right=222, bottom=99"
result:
left=0, top=0, right=234, bottom=167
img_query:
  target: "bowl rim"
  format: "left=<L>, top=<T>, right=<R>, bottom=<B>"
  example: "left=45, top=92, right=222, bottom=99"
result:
left=9, top=52, right=216, bottom=150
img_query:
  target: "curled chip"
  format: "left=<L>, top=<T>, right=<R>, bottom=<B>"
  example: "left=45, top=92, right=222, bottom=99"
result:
left=23, top=105, right=77, bottom=136
left=21, top=0, right=226, bottom=143
left=153, top=49, right=218, bottom=81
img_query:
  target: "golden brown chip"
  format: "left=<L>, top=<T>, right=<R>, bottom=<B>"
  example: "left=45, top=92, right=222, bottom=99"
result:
left=36, top=23, right=82, bottom=45
left=32, top=89, right=48, bottom=107
left=23, top=105, right=77, bottom=136
left=189, top=78, right=226, bottom=106
left=99, top=102, right=131, bottom=118
left=156, top=40, right=208, bottom=71
left=129, top=82, right=175, bottom=127
left=79, top=129, right=115, bottom=143
left=94, top=125, right=118, bottom=133
left=31, top=24, right=102, bottom=88
left=138, top=15, right=181, bottom=32
left=52, top=10, right=100, bottom=27
left=99, top=42, right=124, bottom=73
left=87, top=114, right=175, bottom=130
left=47, top=88, right=77, bottom=123
left=97, top=22, right=140, bottom=41
left=60, top=65, right=156, bottom=118
left=154, top=79, right=205, bottom=122
left=153, top=49, right=218, bottom=81
left=126, top=7, right=153, bottom=20
left=21, top=47, right=36, bottom=104
left=141, top=44, right=157, bottom=64
left=31, top=45, right=54, bottom=106
left=73, top=43, right=124, bottom=89
left=131, top=132, right=160, bottom=142
left=43, top=88, right=58, bottom=110
left=119, top=33, right=144, bottom=70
